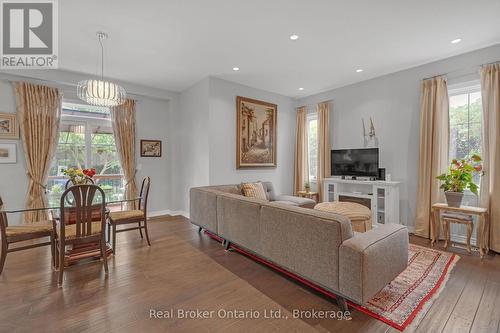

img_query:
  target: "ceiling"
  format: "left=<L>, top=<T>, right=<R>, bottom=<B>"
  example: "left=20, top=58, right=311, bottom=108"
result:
left=59, top=0, right=500, bottom=97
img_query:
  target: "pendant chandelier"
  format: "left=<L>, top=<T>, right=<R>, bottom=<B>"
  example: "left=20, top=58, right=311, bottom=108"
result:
left=77, top=32, right=126, bottom=107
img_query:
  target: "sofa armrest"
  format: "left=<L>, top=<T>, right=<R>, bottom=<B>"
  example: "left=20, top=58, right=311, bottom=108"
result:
left=273, top=195, right=316, bottom=208
left=339, top=224, right=408, bottom=304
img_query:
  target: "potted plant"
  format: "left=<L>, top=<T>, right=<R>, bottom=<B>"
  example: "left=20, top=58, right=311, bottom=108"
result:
left=436, top=154, right=482, bottom=207
left=304, top=181, right=311, bottom=193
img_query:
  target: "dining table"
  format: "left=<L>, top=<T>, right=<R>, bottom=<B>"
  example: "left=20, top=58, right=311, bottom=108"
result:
left=1, top=196, right=141, bottom=266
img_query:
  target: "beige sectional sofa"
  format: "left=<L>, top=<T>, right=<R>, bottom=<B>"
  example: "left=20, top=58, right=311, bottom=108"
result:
left=190, top=184, right=409, bottom=306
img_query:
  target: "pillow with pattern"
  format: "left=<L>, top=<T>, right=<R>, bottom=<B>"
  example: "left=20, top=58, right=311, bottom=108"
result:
left=240, top=182, right=268, bottom=201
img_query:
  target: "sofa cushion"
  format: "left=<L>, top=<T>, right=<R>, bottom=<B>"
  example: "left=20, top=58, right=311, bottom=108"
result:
left=260, top=181, right=277, bottom=201
left=241, top=182, right=268, bottom=200
left=274, top=195, right=316, bottom=208
left=272, top=200, right=299, bottom=206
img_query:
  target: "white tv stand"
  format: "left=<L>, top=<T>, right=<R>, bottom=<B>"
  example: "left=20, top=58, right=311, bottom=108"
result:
left=322, top=178, right=401, bottom=226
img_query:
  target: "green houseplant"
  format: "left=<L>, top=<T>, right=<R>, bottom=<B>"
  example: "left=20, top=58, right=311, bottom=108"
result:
left=304, top=181, right=311, bottom=193
left=436, top=154, right=482, bottom=207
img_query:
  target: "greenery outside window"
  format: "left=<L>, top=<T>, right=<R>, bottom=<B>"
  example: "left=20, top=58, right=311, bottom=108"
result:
left=448, top=83, right=483, bottom=187
left=47, top=102, right=124, bottom=205
left=307, top=113, right=318, bottom=183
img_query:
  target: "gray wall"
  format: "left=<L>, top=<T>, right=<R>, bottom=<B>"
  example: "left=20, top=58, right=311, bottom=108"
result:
left=171, top=77, right=296, bottom=213
left=297, top=44, right=500, bottom=230
left=0, top=71, right=176, bottom=223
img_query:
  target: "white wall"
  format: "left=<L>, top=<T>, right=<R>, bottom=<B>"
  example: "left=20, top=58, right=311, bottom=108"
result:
left=0, top=70, right=176, bottom=223
left=171, top=78, right=211, bottom=213
left=171, top=77, right=296, bottom=213
left=297, top=44, right=500, bottom=229
left=209, top=77, right=296, bottom=193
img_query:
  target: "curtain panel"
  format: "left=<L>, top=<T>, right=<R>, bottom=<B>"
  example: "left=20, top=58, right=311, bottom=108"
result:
left=111, top=99, right=138, bottom=209
left=317, top=102, right=331, bottom=202
left=415, top=76, right=449, bottom=238
left=480, top=63, right=500, bottom=252
left=294, top=106, right=309, bottom=194
left=14, top=82, right=62, bottom=223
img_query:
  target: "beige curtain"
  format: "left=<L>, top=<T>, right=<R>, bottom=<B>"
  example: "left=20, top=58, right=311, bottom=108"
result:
left=111, top=99, right=138, bottom=209
left=317, top=101, right=331, bottom=202
left=294, top=106, right=309, bottom=194
left=480, top=63, right=500, bottom=252
left=415, top=76, right=449, bottom=238
left=14, top=82, right=62, bottom=223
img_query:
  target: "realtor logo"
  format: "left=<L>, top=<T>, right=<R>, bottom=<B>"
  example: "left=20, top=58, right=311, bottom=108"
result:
left=1, top=0, right=58, bottom=68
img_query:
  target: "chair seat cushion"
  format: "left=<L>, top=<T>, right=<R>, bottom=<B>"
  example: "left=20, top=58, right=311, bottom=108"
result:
left=109, top=210, right=144, bottom=222
left=6, top=222, right=53, bottom=237
left=57, top=221, right=102, bottom=240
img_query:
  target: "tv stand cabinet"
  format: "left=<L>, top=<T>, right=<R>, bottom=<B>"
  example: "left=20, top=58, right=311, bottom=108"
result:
left=322, top=178, right=401, bottom=226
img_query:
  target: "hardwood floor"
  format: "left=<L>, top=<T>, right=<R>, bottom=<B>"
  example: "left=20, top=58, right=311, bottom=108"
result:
left=0, top=216, right=499, bottom=332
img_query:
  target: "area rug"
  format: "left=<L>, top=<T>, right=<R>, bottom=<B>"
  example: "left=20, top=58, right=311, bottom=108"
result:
left=205, top=232, right=459, bottom=332
left=354, top=244, right=459, bottom=331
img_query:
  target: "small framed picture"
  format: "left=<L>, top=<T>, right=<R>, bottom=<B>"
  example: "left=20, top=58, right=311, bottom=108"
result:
left=0, top=113, right=19, bottom=139
left=0, top=143, right=17, bottom=163
left=140, top=140, right=162, bottom=157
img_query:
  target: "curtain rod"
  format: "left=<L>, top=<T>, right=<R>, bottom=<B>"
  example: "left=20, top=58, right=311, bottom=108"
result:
left=422, top=60, right=500, bottom=81
left=298, top=99, right=333, bottom=110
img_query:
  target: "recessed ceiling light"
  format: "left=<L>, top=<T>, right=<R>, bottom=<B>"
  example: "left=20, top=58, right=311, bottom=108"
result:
left=232, top=67, right=240, bottom=71
left=289, top=34, right=299, bottom=41
left=298, top=87, right=304, bottom=91
left=451, top=38, right=462, bottom=44
left=356, top=69, right=363, bottom=73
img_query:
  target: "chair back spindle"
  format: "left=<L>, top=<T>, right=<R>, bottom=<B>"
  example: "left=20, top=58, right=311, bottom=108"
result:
left=60, top=185, right=106, bottom=240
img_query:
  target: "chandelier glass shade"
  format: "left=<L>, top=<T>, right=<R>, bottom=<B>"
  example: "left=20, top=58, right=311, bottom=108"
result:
left=77, top=79, right=126, bottom=107
left=77, top=31, right=126, bottom=107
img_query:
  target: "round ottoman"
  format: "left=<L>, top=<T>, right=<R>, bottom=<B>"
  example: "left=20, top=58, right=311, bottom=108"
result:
left=314, top=201, right=372, bottom=233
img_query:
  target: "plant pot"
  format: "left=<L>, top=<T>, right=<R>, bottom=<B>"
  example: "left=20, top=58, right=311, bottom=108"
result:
left=445, top=191, right=464, bottom=208
left=305, top=187, right=310, bottom=193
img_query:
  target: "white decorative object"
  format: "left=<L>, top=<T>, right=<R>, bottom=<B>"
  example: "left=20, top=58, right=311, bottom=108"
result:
left=0, top=143, right=16, bottom=163
left=322, top=177, right=401, bottom=226
left=77, top=32, right=126, bottom=107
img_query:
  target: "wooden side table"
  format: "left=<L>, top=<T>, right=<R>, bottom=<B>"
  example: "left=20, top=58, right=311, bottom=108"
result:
left=431, top=203, right=489, bottom=258
left=297, top=191, right=319, bottom=203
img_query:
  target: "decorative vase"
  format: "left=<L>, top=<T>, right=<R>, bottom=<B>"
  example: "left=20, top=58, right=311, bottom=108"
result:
left=445, top=191, right=464, bottom=208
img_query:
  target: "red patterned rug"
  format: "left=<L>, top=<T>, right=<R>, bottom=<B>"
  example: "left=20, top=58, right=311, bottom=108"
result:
left=205, top=232, right=459, bottom=332
left=355, top=244, right=459, bottom=331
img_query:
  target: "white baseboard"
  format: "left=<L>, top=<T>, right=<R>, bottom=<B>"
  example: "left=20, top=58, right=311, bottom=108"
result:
left=148, top=209, right=189, bottom=219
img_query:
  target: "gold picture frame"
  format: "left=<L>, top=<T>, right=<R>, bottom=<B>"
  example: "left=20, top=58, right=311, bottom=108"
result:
left=0, top=113, right=19, bottom=139
left=236, top=96, right=277, bottom=169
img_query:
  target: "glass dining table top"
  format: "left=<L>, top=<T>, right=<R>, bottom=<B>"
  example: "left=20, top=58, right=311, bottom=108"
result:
left=0, top=197, right=141, bottom=214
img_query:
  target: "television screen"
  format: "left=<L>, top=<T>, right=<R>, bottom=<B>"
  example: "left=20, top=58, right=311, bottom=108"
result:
left=331, top=148, right=379, bottom=177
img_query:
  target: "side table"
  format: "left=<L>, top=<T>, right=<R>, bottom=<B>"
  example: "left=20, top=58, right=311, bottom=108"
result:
left=431, top=203, right=489, bottom=258
left=297, top=191, right=319, bottom=203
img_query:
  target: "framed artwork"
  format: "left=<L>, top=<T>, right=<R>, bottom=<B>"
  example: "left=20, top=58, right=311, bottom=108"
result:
left=236, top=96, right=277, bottom=168
left=140, top=139, right=162, bottom=157
left=0, top=143, right=17, bottom=163
left=0, top=113, right=19, bottom=139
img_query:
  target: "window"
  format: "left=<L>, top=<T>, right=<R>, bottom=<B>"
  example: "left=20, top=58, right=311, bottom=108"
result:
left=47, top=102, right=124, bottom=205
left=307, top=113, right=318, bottom=182
left=448, top=83, right=483, bottom=186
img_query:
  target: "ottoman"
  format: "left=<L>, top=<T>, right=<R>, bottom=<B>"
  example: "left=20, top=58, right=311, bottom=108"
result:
left=314, top=201, right=372, bottom=233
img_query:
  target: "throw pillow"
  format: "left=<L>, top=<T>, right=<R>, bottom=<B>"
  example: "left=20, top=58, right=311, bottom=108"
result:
left=241, top=182, right=268, bottom=201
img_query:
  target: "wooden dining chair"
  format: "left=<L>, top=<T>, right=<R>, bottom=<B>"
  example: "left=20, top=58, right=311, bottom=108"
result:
left=55, top=185, right=108, bottom=286
left=0, top=196, right=55, bottom=275
left=107, top=177, right=151, bottom=254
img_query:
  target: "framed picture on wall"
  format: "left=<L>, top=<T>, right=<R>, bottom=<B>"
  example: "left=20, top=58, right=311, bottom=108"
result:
left=0, top=113, right=19, bottom=139
left=236, top=96, right=277, bottom=168
left=0, top=143, right=17, bottom=163
left=140, top=139, right=162, bottom=157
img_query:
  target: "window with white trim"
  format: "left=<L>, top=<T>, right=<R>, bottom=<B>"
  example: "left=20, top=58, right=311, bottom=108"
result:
left=307, top=112, right=318, bottom=182
left=448, top=83, right=483, bottom=186
left=47, top=102, right=124, bottom=205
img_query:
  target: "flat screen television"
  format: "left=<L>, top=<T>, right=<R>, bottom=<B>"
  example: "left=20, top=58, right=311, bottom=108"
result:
left=331, top=148, right=379, bottom=178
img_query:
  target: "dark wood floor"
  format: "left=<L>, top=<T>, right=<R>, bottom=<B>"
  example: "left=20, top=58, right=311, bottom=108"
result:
left=1, top=216, right=499, bottom=333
